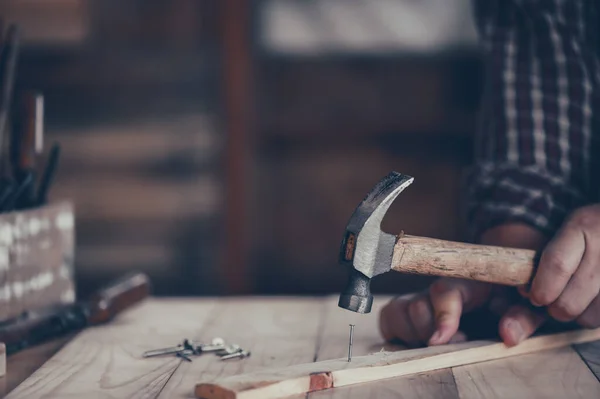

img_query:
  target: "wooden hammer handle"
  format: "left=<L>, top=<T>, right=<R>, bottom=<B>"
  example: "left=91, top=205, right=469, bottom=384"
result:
left=391, top=234, right=537, bottom=286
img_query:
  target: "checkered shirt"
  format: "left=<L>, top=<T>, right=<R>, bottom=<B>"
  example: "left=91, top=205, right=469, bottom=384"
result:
left=466, top=0, right=600, bottom=241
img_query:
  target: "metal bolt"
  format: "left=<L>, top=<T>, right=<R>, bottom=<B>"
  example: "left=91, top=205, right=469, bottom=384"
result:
left=143, top=344, right=183, bottom=358
left=348, top=324, right=355, bottom=362
left=221, top=349, right=251, bottom=360
left=195, top=337, right=226, bottom=353
left=216, top=344, right=242, bottom=356
left=201, top=344, right=227, bottom=353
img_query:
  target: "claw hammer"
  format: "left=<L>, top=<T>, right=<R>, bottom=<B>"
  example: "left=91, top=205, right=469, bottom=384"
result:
left=337, top=171, right=538, bottom=314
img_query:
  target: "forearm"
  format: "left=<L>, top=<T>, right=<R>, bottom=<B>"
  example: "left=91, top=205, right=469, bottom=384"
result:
left=466, top=0, right=600, bottom=242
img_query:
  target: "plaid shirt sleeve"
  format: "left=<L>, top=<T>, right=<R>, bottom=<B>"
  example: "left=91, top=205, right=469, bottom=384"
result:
left=465, top=0, right=600, bottom=242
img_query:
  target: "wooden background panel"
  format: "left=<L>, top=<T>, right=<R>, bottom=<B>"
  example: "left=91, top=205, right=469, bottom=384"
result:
left=0, top=0, right=90, bottom=46
left=253, top=141, right=470, bottom=296
left=258, top=56, right=481, bottom=139
left=48, top=115, right=219, bottom=172
left=3, top=0, right=484, bottom=299
left=45, top=112, right=224, bottom=297
left=3, top=0, right=226, bottom=298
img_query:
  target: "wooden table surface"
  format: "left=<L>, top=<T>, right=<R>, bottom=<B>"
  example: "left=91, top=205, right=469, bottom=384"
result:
left=2, top=296, right=600, bottom=399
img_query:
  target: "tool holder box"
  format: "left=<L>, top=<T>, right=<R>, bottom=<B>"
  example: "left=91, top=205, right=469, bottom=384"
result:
left=0, top=201, right=75, bottom=321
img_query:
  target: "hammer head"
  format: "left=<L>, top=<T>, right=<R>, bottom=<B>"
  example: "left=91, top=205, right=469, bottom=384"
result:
left=337, top=172, right=414, bottom=313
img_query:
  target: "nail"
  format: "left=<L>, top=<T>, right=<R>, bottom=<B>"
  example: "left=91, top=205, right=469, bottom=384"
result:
left=216, top=344, right=242, bottom=356
left=143, top=345, right=183, bottom=358
left=348, top=324, right=355, bottom=362
left=221, top=350, right=251, bottom=360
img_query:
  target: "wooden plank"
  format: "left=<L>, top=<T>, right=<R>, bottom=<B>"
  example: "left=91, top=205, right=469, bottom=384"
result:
left=309, top=296, right=458, bottom=399
left=48, top=114, right=217, bottom=171
left=0, top=0, right=89, bottom=46
left=259, top=58, right=478, bottom=139
left=0, top=342, right=5, bottom=376
left=574, top=341, right=600, bottom=381
left=452, top=346, right=600, bottom=398
left=53, top=174, right=220, bottom=221
left=5, top=298, right=219, bottom=398
left=158, top=297, right=324, bottom=399
left=195, top=328, right=600, bottom=399
left=220, top=0, right=253, bottom=295
left=1, top=336, right=72, bottom=397
left=309, top=372, right=458, bottom=399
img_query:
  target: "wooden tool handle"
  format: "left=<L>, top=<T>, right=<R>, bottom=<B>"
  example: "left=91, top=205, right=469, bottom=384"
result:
left=391, top=234, right=537, bottom=286
left=88, top=272, right=151, bottom=324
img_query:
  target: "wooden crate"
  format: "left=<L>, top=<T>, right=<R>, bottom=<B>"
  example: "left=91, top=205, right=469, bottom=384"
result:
left=0, top=202, right=75, bottom=321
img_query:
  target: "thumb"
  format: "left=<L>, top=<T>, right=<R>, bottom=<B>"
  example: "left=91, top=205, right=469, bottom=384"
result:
left=428, top=278, right=492, bottom=345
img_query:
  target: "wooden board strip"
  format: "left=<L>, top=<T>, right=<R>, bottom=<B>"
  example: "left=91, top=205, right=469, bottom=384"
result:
left=452, top=346, right=600, bottom=398
left=308, top=372, right=458, bottom=399
left=308, top=296, right=459, bottom=399
left=5, top=299, right=219, bottom=399
left=0, top=343, right=5, bottom=377
left=195, top=328, right=600, bottom=399
left=157, top=297, right=325, bottom=399
left=573, top=341, right=600, bottom=382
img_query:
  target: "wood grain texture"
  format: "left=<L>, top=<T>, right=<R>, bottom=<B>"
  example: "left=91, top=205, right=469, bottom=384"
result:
left=392, top=234, right=536, bottom=286
left=6, top=297, right=600, bottom=399
left=309, top=371, right=458, bottom=399
left=158, top=297, right=324, bottom=399
left=452, top=346, right=600, bottom=398
left=309, top=296, right=458, bottom=399
left=1, top=336, right=72, bottom=397
left=195, top=328, right=600, bottom=399
left=5, top=299, right=219, bottom=399
left=574, top=341, right=600, bottom=382
left=0, top=342, right=6, bottom=377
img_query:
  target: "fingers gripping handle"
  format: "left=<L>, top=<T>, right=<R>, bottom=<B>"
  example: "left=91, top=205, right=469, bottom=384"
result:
left=392, top=235, right=538, bottom=286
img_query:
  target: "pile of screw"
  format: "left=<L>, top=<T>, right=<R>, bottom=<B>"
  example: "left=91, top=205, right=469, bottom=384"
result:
left=142, top=337, right=250, bottom=362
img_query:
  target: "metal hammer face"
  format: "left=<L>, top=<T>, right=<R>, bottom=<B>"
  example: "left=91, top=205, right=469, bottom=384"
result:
left=338, top=172, right=414, bottom=313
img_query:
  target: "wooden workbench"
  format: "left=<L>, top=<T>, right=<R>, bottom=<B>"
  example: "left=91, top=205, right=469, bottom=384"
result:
left=2, top=296, right=600, bottom=398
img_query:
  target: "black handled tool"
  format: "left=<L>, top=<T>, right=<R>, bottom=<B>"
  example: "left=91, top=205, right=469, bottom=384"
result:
left=0, top=271, right=152, bottom=355
left=11, top=91, right=44, bottom=209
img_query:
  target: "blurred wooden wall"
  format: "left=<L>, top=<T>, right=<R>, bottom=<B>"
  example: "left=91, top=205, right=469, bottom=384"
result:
left=251, top=55, right=482, bottom=296
left=0, top=0, right=483, bottom=298
left=0, top=0, right=226, bottom=296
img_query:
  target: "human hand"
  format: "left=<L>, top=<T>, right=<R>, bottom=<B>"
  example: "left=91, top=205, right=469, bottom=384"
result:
left=379, top=223, right=548, bottom=347
left=525, top=204, right=600, bottom=329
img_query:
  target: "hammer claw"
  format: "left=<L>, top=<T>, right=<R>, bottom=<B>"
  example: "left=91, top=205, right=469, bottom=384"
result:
left=338, top=172, right=414, bottom=313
